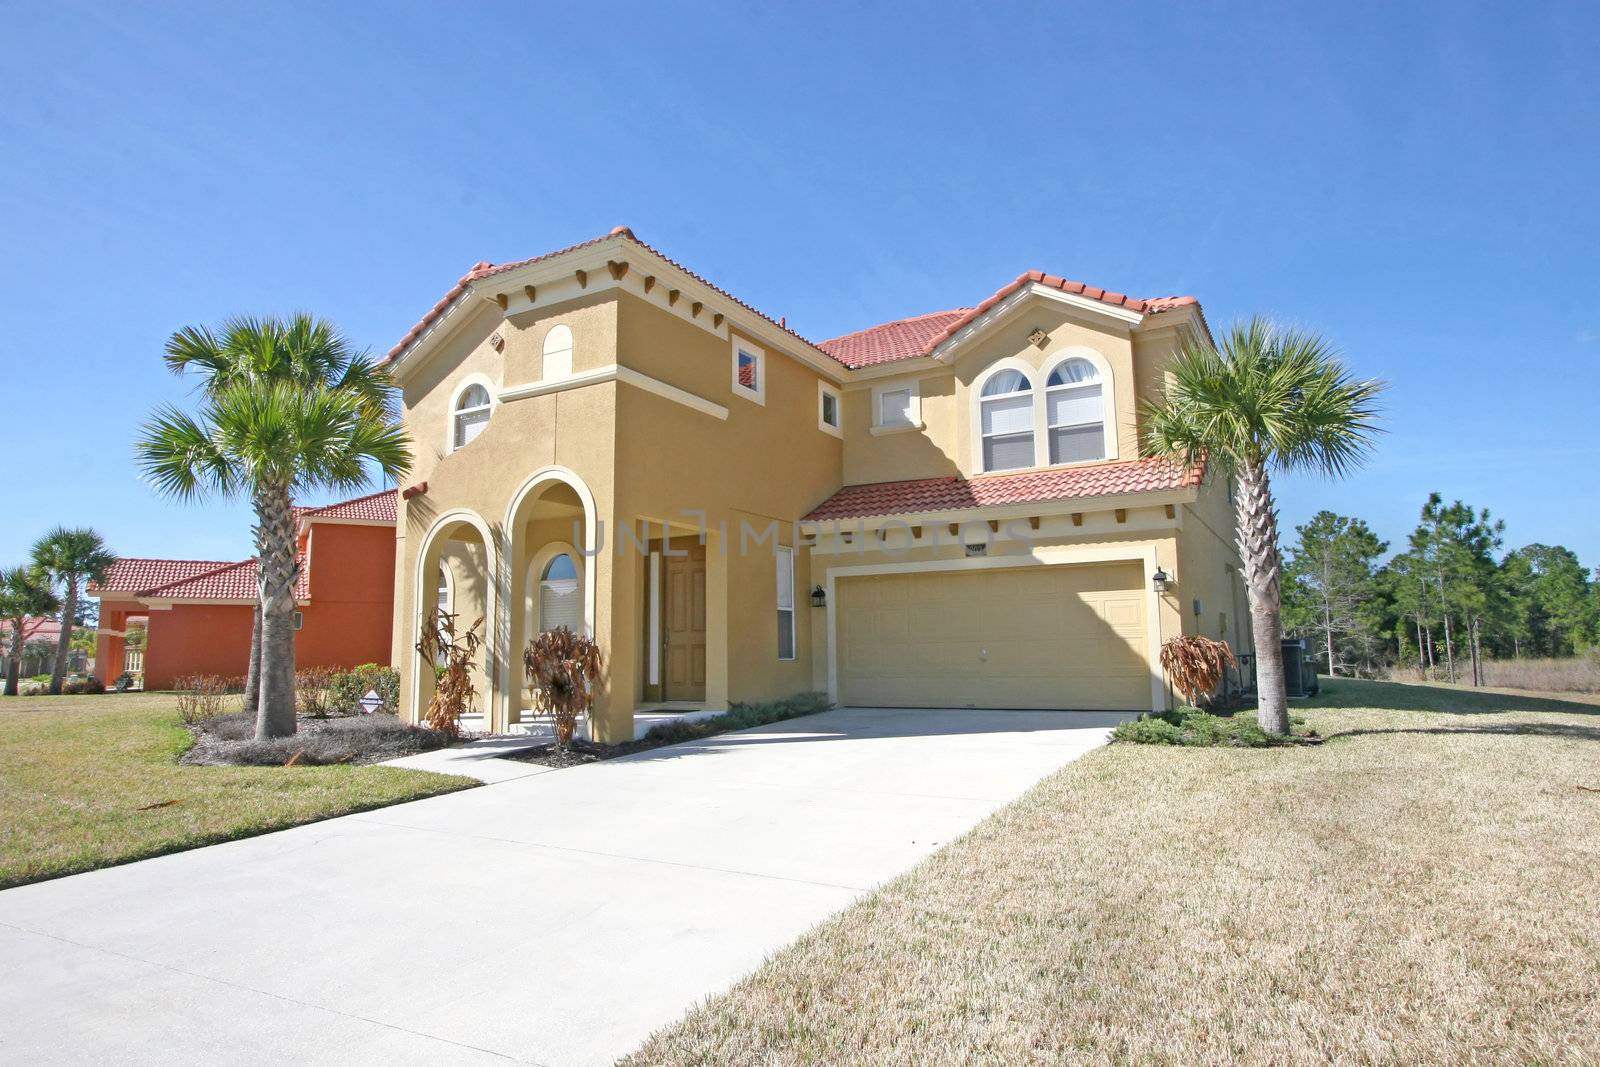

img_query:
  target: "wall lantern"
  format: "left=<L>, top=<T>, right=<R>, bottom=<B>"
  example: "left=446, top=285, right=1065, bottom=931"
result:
left=810, top=585, right=827, bottom=608
left=1151, top=567, right=1172, bottom=594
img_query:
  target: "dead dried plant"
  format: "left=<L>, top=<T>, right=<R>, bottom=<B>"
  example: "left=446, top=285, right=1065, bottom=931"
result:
left=524, top=626, right=605, bottom=751
left=294, top=664, right=339, bottom=718
left=1160, top=634, right=1238, bottom=707
left=174, top=674, right=230, bottom=723
left=415, top=610, right=482, bottom=740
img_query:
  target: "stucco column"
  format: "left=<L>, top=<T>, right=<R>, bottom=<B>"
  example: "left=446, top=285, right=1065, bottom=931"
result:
left=704, top=526, right=730, bottom=710
left=592, top=519, right=638, bottom=744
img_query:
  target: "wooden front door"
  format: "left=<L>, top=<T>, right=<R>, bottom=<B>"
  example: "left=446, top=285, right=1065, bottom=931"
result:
left=665, top=548, right=707, bottom=701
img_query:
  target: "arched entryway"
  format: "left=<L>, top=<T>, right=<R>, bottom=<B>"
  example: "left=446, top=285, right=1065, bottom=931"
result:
left=503, top=467, right=598, bottom=729
left=410, top=510, right=496, bottom=729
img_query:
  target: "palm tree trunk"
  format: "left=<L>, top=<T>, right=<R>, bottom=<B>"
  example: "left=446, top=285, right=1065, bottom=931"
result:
left=243, top=605, right=262, bottom=711
left=4, top=635, right=20, bottom=696
left=1235, top=460, right=1290, bottom=734
left=49, top=582, right=77, bottom=695
left=253, top=484, right=300, bottom=740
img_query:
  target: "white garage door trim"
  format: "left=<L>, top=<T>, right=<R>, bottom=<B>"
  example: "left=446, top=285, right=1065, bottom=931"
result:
left=824, top=544, right=1166, bottom=713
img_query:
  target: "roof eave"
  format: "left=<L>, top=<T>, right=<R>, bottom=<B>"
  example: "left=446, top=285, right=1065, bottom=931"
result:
left=389, top=234, right=850, bottom=385
left=800, top=484, right=1200, bottom=531
left=929, top=281, right=1145, bottom=365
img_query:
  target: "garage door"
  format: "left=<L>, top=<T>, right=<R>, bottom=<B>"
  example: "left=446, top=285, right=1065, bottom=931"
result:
left=836, top=562, right=1150, bottom=710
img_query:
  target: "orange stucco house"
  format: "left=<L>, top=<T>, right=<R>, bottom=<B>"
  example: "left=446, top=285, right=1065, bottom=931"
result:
left=90, top=491, right=397, bottom=690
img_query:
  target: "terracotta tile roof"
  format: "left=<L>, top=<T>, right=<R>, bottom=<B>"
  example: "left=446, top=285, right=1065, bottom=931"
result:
left=91, top=491, right=386, bottom=603
left=388, top=226, right=825, bottom=362
left=817, top=309, right=972, bottom=369
left=819, top=276, right=1200, bottom=370
left=388, top=229, right=1206, bottom=373
left=298, top=489, right=397, bottom=524
left=94, top=558, right=236, bottom=595
left=142, top=557, right=311, bottom=602
left=0, top=616, right=61, bottom=640
left=802, top=458, right=1203, bottom=522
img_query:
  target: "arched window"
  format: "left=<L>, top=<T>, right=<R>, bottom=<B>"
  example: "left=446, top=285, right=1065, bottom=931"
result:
left=452, top=384, right=491, bottom=450
left=542, top=324, right=573, bottom=380
left=979, top=368, right=1035, bottom=472
left=434, top=564, right=453, bottom=666
left=538, top=553, right=581, bottom=634
left=1045, top=358, right=1106, bottom=464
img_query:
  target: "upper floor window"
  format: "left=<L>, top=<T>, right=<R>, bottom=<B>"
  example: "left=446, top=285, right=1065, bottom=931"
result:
left=972, top=351, right=1116, bottom=473
left=873, top=380, right=920, bottom=433
left=817, top=381, right=842, bottom=437
left=731, top=336, right=765, bottom=404
left=1045, top=358, right=1106, bottom=464
left=451, top=383, right=492, bottom=450
left=979, top=369, right=1035, bottom=472
left=542, top=324, right=573, bottom=380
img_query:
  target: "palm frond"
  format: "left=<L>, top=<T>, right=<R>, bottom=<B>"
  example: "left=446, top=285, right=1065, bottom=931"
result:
left=1142, top=315, right=1384, bottom=478
left=135, top=405, right=237, bottom=500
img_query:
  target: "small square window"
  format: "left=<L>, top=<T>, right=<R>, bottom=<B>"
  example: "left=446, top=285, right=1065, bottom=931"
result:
left=292, top=611, right=304, bottom=631
left=876, top=385, right=917, bottom=429
left=817, top=381, right=842, bottom=436
left=731, top=336, right=765, bottom=404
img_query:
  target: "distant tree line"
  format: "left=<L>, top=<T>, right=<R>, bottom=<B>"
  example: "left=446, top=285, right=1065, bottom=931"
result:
left=1281, top=492, right=1598, bottom=681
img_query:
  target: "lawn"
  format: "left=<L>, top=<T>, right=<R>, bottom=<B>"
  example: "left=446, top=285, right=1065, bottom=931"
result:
left=0, top=691, right=476, bottom=889
left=625, top=679, right=1600, bottom=1065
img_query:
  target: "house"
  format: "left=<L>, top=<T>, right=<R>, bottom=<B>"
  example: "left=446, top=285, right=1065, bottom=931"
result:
left=90, top=491, right=398, bottom=690
left=0, top=616, right=77, bottom=678
left=385, top=227, right=1249, bottom=741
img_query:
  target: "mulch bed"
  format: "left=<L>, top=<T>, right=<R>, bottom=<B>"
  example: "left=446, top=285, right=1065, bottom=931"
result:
left=182, top=712, right=452, bottom=767
left=504, top=737, right=660, bottom=768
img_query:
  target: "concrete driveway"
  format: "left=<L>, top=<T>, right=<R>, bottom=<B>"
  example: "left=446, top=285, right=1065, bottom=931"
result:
left=0, top=707, right=1125, bottom=1066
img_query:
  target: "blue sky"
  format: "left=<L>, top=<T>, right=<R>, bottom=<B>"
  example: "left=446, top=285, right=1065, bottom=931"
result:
left=2, top=1, right=1596, bottom=568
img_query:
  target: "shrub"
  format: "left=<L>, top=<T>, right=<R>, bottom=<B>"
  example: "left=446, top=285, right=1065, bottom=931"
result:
left=416, top=610, right=482, bottom=740
left=328, top=663, right=400, bottom=715
left=61, top=676, right=89, bottom=695
left=524, top=626, right=605, bottom=751
left=83, top=675, right=106, bottom=694
left=294, top=665, right=339, bottom=718
left=1111, top=706, right=1312, bottom=748
left=174, top=674, right=230, bottom=724
left=18, top=680, right=47, bottom=696
left=1159, top=634, right=1237, bottom=707
left=643, top=691, right=831, bottom=745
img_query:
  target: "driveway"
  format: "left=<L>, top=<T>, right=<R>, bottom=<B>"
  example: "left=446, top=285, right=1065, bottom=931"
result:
left=0, top=707, right=1125, bottom=1066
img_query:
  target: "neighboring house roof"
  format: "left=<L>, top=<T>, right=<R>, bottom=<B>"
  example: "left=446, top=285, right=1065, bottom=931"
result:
left=818, top=274, right=1201, bottom=370
left=141, top=557, right=311, bottom=602
left=0, top=616, right=62, bottom=642
left=94, top=558, right=236, bottom=595
left=802, top=457, right=1203, bottom=522
left=388, top=226, right=824, bottom=362
left=89, top=492, right=391, bottom=604
left=296, top=489, right=398, bottom=524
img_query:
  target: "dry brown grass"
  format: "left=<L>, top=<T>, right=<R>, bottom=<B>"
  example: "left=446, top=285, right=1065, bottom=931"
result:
left=1387, top=654, right=1600, bottom=694
left=625, top=679, right=1600, bottom=1066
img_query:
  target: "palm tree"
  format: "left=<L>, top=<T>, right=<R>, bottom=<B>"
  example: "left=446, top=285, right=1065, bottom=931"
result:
left=30, top=529, right=117, bottom=694
left=1143, top=318, right=1381, bottom=733
left=161, top=314, right=399, bottom=710
left=0, top=566, right=60, bottom=696
left=136, top=380, right=410, bottom=739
